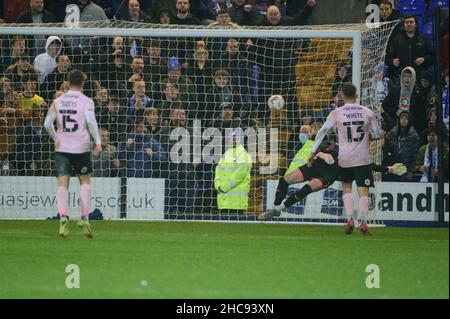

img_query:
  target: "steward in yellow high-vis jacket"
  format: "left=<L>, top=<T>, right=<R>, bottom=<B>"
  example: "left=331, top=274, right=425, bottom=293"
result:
left=214, top=130, right=253, bottom=212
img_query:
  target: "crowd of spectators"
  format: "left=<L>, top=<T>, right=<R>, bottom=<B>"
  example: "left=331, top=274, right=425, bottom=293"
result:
left=0, top=0, right=449, bottom=213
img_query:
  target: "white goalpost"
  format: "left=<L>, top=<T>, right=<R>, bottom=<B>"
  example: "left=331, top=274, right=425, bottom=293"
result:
left=0, top=20, right=398, bottom=225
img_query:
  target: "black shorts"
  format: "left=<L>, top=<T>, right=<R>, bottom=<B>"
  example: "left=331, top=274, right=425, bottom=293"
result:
left=297, top=159, right=339, bottom=188
left=55, top=152, right=92, bottom=177
left=338, top=164, right=374, bottom=187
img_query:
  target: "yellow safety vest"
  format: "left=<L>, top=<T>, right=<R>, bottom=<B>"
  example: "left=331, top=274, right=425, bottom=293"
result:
left=214, top=145, right=253, bottom=210
left=285, top=140, right=314, bottom=175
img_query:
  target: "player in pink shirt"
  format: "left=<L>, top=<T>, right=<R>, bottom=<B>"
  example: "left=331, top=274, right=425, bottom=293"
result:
left=44, top=70, right=102, bottom=239
left=310, top=83, right=381, bottom=235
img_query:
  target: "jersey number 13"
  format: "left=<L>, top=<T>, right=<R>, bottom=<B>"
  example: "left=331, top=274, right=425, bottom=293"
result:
left=343, top=121, right=364, bottom=143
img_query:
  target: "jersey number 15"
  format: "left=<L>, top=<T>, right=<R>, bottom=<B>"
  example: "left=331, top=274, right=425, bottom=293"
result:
left=60, top=109, right=79, bottom=133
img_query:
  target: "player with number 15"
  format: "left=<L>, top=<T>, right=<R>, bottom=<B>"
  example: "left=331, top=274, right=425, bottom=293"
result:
left=44, top=70, right=102, bottom=239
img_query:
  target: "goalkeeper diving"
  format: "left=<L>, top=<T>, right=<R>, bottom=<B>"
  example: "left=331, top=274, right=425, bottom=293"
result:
left=258, top=140, right=407, bottom=221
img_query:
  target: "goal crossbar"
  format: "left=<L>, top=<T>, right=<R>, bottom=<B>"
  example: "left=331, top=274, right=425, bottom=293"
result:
left=0, top=21, right=381, bottom=101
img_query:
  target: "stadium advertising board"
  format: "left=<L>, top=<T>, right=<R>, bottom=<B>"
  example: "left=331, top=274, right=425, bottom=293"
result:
left=125, top=178, right=165, bottom=220
left=0, top=177, right=122, bottom=219
left=0, top=177, right=166, bottom=220
left=1, top=177, right=447, bottom=224
left=266, top=181, right=449, bottom=224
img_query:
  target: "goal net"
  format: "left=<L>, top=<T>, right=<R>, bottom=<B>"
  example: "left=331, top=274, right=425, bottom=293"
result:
left=0, top=20, right=398, bottom=224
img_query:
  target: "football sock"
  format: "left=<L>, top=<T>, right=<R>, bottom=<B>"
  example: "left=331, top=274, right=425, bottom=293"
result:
left=284, top=184, right=313, bottom=208
left=56, top=186, right=68, bottom=217
left=359, top=196, right=369, bottom=223
left=274, top=177, right=289, bottom=206
left=80, top=184, right=91, bottom=221
left=343, top=193, right=353, bottom=221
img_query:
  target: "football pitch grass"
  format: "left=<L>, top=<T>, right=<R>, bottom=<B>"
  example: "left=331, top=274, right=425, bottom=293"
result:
left=0, top=220, right=448, bottom=299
